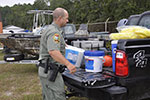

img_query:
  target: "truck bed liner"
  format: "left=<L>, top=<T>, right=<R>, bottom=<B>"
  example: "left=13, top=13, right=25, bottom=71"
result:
left=63, top=68, right=115, bottom=89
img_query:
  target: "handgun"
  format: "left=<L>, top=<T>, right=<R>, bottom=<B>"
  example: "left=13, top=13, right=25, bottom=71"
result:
left=44, top=58, right=49, bottom=74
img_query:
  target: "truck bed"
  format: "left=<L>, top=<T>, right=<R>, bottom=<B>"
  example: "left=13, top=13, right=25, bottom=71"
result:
left=63, top=68, right=115, bottom=88
left=62, top=68, right=117, bottom=100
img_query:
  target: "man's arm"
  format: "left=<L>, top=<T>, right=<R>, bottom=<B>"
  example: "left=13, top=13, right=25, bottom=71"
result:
left=49, top=50, right=76, bottom=74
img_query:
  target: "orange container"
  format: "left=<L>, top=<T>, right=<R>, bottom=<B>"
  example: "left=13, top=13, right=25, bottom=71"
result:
left=103, top=55, right=112, bottom=67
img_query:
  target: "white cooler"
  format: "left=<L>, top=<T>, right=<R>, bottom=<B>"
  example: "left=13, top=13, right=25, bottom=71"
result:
left=65, top=45, right=85, bottom=67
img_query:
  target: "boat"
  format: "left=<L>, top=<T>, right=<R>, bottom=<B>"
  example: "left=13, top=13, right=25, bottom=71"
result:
left=0, top=10, right=52, bottom=60
left=0, top=10, right=78, bottom=61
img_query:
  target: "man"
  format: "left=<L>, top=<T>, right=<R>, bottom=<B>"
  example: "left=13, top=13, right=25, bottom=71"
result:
left=38, top=8, right=76, bottom=100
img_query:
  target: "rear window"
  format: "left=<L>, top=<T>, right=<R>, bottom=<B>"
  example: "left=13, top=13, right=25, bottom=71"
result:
left=138, top=15, right=150, bottom=29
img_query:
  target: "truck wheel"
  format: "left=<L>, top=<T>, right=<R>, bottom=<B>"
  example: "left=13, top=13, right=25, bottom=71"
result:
left=4, top=54, right=24, bottom=62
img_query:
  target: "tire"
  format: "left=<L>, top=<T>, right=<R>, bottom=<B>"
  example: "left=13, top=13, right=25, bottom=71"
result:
left=4, top=54, right=24, bottom=62
left=2, top=46, right=11, bottom=54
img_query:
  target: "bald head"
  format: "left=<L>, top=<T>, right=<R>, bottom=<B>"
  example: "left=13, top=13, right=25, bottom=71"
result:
left=53, top=8, right=68, bottom=20
left=52, top=8, right=69, bottom=27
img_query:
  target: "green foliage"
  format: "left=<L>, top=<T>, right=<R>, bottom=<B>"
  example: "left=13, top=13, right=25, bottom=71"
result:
left=0, top=0, right=150, bottom=29
left=0, top=4, right=33, bottom=30
left=33, top=0, right=49, bottom=10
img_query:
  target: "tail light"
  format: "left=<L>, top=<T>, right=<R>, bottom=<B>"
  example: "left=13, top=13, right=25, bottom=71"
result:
left=115, top=50, right=129, bottom=77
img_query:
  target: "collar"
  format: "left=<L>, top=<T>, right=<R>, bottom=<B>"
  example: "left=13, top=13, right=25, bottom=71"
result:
left=52, top=22, right=63, bottom=33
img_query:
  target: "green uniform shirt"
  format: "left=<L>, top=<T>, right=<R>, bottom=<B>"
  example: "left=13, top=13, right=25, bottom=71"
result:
left=39, top=22, right=66, bottom=64
left=38, top=23, right=66, bottom=100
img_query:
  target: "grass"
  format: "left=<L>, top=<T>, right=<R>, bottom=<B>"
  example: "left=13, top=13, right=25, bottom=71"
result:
left=0, top=63, right=42, bottom=100
left=0, top=51, right=88, bottom=100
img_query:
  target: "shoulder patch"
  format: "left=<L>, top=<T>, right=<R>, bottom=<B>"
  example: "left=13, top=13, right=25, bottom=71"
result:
left=53, top=33, right=60, bottom=43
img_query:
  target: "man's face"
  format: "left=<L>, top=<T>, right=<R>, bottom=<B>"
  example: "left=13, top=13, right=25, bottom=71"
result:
left=60, top=12, right=69, bottom=27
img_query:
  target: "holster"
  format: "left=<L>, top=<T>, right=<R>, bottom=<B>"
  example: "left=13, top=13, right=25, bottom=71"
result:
left=48, top=63, right=59, bottom=82
left=39, top=58, right=66, bottom=82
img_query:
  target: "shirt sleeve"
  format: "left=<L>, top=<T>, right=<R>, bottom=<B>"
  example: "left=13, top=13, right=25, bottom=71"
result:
left=47, top=32, right=61, bottom=52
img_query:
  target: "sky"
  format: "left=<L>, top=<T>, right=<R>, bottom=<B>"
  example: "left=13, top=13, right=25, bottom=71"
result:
left=0, top=0, right=35, bottom=7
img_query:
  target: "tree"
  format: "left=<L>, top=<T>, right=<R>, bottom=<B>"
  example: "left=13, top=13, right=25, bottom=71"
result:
left=1, top=0, right=150, bottom=28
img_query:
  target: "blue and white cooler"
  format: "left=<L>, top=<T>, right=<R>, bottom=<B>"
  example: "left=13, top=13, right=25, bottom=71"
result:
left=84, top=51, right=105, bottom=72
left=65, top=45, right=85, bottom=67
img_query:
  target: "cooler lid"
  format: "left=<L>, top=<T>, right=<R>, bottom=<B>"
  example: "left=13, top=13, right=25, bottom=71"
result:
left=84, top=50, right=105, bottom=56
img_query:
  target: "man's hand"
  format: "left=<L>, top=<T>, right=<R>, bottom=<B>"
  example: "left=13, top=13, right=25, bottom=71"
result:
left=66, top=63, right=76, bottom=74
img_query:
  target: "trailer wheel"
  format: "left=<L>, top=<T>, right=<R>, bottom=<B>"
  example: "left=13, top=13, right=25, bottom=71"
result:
left=4, top=54, right=24, bottom=62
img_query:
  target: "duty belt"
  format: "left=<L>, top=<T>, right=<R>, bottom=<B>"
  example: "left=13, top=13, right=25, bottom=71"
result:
left=38, top=62, right=66, bottom=73
left=38, top=58, right=66, bottom=82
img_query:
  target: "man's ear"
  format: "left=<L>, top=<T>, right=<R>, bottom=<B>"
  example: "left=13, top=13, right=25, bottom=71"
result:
left=57, top=16, right=62, bottom=21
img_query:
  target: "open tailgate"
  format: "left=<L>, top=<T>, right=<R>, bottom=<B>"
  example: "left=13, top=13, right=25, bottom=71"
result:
left=62, top=68, right=116, bottom=99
